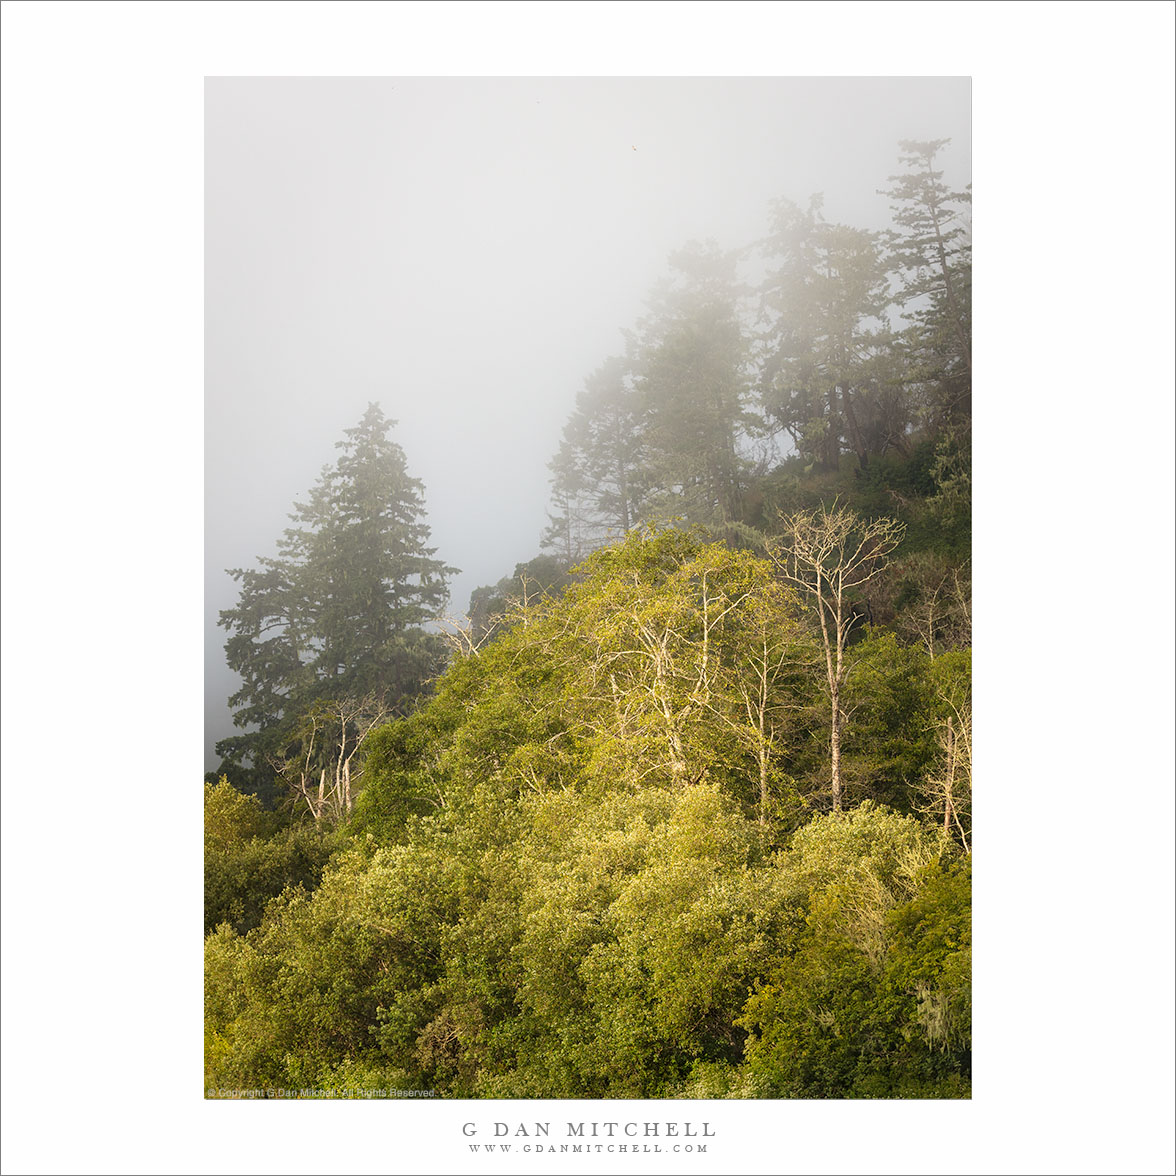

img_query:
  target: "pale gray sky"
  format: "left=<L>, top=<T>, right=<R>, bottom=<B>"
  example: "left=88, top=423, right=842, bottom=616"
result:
left=205, top=76, right=971, bottom=768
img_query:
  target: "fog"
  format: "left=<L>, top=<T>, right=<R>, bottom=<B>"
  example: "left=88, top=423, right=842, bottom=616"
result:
left=205, top=76, right=970, bottom=769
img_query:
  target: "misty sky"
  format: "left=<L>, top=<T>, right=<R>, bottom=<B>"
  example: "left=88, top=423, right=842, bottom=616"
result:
left=205, top=76, right=971, bottom=769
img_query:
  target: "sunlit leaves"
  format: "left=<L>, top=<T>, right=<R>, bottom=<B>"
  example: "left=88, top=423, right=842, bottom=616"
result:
left=206, top=527, right=970, bottom=1099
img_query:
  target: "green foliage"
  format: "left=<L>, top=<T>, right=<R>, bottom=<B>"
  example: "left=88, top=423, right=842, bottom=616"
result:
left=360, top=528, right=812, bottom=837
left=205, top=834, right=461, bottom=1092
left=207, top=781, right=970, bottom=1098
left=204, top=775, right=274, bottom=844
left=872, top=549, right=971, bottom=655
left=207, top=519, right=972, bottom=1097
left=484, top=784, right=790, bottom=1097
left=209, top=531, right=816, bottom=1094
left=206, top=141, right=973, bottom=1102
left=758, top=439, right=966, bottom=554
left=204, top=778, right=339, bottom=934
left=927, top=428, right=972, bottom=538
left=841, top=634, right=970, bottom=810
left=208, top=782, right=789, bottom=1098
left=739, top=807, right=969, bottom=1098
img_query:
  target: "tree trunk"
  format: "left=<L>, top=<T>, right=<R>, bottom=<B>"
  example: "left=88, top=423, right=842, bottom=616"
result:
left=822, top=386, right=841, bottom=470
left=758, top=718, right=769, bottom=827
left=841, top=385, right=869, bottom=471
left=830, top=684, right=843, bottom=812
left=943, top=716, right=955, bottom=836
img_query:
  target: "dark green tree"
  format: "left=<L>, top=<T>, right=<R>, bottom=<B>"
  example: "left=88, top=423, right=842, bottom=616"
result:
left=217, top=404, right=456, bottom=775
left=881, top=139, right=972, bottom=430
left=542, top=355, right=646, bottom=561
left=629, top=242, right=763, bottom=534
left=759, top=197, right=904, bottom=473
left=464, top=554, right=576, bottom=646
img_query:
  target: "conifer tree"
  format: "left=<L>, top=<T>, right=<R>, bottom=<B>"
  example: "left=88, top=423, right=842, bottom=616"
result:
left=217, top=404, right=456, bottom=775
left=759, top=197, right=902, bottom=472
left=882, top=139, right=972, bottom=429
left=629, top=241, right=762, bottom=533
left=543, top=355, right=644, bottom=560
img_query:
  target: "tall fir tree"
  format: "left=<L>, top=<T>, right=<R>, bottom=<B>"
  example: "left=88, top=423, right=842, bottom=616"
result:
left=542, top=355, right=645, bottom=561
left=216, top=404, right=456, bottom=782
left=629, top=241, right=762, bottom=534
left=881, top=139, right=972, bottom=430
left=758, top=196, right=905, bottom=473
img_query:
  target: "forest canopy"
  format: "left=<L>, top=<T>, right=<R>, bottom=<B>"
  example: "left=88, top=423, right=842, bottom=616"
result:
left=207, top=139, right=971, bottom=1100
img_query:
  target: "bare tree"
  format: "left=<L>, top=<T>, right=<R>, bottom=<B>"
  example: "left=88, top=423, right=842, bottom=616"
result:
left=698, top=577, right=803, bottom=826
left=437, top=612, right=500, bottom=659
left=917, top=692, right=972, bottom=852
left=883, top=553, right=972, bottom=658
left=439, top=569, right=559, bottom=661
left=272, top=693, right=392, bottom=827
left=769, top=503, right=905, bottom=811
left=565, top=540, right=794, bottom=797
